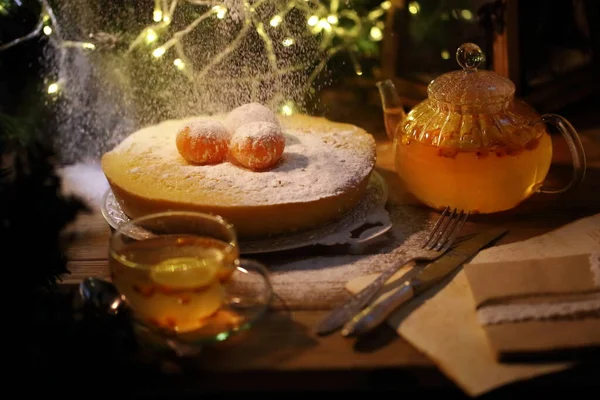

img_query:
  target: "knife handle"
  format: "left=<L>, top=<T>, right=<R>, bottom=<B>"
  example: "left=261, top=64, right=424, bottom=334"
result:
left=314, top=257, right=417, bottom=336
left=341, top=282, right=415, bottom=337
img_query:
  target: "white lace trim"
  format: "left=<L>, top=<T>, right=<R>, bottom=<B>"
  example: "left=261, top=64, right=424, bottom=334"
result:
left=591, top=252, right=600, bottom=287
left=478, top=296, right=600, bottom=325
left=477, top=252, right=600, bottom=325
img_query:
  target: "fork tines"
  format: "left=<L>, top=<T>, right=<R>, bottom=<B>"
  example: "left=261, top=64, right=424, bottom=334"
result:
left=422, top=207, right=470, bottom=252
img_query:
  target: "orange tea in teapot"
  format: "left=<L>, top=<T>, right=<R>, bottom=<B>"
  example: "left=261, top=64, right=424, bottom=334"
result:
left=378, top=43, right=585, bottom=213
left=393, top=126, right=553, bottom=213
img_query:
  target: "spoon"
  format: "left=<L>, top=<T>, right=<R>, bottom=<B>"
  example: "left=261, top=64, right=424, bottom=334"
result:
left=78, top=277, right=126, bottom=315
left=78, top=277, right=202, bottom=356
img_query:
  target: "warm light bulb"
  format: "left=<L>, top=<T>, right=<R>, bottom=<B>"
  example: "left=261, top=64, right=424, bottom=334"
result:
left=43, top=26, right=52, bottom=36
left=461, top=9, right=473, bottom=20
left=408, top=1, right=420, bottom=14
left=317, top=19, right=332, bottom=32
left=307, top=15, right=319, bottom=26
left=280, top=101, right=295, bottom=116
left=153, top=9, right=163, bottom=22
left=369, top=26, right=383, bottom=41
left=380, top=1, right=392, bottom=10
left=441, top=50, right=450, bottom=59
left=146, top=29, right=158, bottom=43
left=47, top=82, right=59, bottom=94
left=282, top=37, right=294, bottom=47
left=163, top=15, right=171, bottom=23
left=270, top=15, right=282, bottom=27
left=356, top=70, right=363, bottom=76
left=212, top=6, right=227, bottom=19
left=82, top=42, right=96, bottom=50
left=152, top=47, right=166, bottom=58
left=173, top=58, right=185, bottom=70
left=327, top=15, right=338, bottom=24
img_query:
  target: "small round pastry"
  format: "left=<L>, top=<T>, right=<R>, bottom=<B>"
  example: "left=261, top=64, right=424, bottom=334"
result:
left=224, top=102, right=281, bottom=134
left=176, top=119, right=230, bottom=165
left=229, top=121, right=285, bottom=170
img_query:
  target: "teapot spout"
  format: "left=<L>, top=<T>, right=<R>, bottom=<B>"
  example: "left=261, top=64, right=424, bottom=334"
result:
left=376, top=79, right=406, bottom=140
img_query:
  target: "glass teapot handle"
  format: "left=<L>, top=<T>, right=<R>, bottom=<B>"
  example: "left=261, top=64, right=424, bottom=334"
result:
left=534, top=114, right=586, bottom=194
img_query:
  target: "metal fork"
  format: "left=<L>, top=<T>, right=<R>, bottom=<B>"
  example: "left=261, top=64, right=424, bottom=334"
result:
left=314, top=207, right=469, bottom=336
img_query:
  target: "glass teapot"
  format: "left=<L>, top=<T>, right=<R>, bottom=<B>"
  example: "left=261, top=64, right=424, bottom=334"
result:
left=376, top=43, right=587, bottom=214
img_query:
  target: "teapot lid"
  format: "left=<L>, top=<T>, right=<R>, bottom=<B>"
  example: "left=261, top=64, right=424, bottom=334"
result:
left=428, top=43, right=515, bottom=106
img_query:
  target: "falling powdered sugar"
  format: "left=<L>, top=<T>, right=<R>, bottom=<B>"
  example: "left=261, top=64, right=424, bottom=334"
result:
left=45, top=3, right=326, bottom=164
left=57, top=161, right=109, bottom=210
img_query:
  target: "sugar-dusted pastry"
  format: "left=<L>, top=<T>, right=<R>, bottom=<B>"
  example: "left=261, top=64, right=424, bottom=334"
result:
left=101, top=114, right=376, bottom=239
left=223, top=102, right=281, bottom=133
left=175, top=119, right=230, bottom=165
left=229, top=121, right=285, bottom=170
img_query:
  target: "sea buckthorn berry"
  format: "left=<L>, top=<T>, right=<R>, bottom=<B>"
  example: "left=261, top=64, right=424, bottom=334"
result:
left=132, top=282, right=155, bottom=298
left=176, top=119, right=230, bottom=165
left=230, top=121, right=285, bottom=171
left=437, top=147, right=458, bottom=158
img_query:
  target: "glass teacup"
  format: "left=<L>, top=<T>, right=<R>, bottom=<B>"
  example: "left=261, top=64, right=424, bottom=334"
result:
left=109, top=211, right=272, bottom=352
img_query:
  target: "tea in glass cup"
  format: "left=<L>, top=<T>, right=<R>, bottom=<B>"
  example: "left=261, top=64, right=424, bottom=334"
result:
left=109, top=211, right=271, bottom=344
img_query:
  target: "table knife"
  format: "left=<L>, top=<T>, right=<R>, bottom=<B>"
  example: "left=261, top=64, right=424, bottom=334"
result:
left=340, top=227, right=508, bottom=337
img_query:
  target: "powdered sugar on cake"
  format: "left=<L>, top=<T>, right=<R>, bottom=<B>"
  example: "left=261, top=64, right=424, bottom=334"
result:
left=113, top=117, right=374, bottom=206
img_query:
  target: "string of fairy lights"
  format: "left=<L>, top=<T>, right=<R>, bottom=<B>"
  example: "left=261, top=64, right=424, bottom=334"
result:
left=122, top=0, right=396, bottom=113
left=0, top=0, right=475, bottom=115
left=0, top=0, right=392, bottom=113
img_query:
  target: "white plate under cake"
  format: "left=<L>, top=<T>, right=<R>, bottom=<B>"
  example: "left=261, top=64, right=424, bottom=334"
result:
left=101, top=114, right=376, bottom=239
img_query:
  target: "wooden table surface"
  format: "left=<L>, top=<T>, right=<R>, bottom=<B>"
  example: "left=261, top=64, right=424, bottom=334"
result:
left=59, top=111, right=600, bottom=396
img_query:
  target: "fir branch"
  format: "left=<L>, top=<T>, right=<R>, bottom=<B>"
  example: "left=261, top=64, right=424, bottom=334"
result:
left=1, top=111, right=89, bottom=292
left=0, top=112, right=35, bottom=145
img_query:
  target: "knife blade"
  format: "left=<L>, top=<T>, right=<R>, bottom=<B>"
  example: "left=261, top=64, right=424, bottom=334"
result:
left=340, top=227, right=508, bottom=337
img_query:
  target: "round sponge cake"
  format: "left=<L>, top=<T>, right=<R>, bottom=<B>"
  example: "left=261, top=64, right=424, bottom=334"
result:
left=101, top=114, right=376, bottom=239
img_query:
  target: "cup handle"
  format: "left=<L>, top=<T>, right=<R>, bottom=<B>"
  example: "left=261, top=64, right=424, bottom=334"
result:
left=237, top=258, right=274, bottom=303
left=534, top=113, right=587, bottom=194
